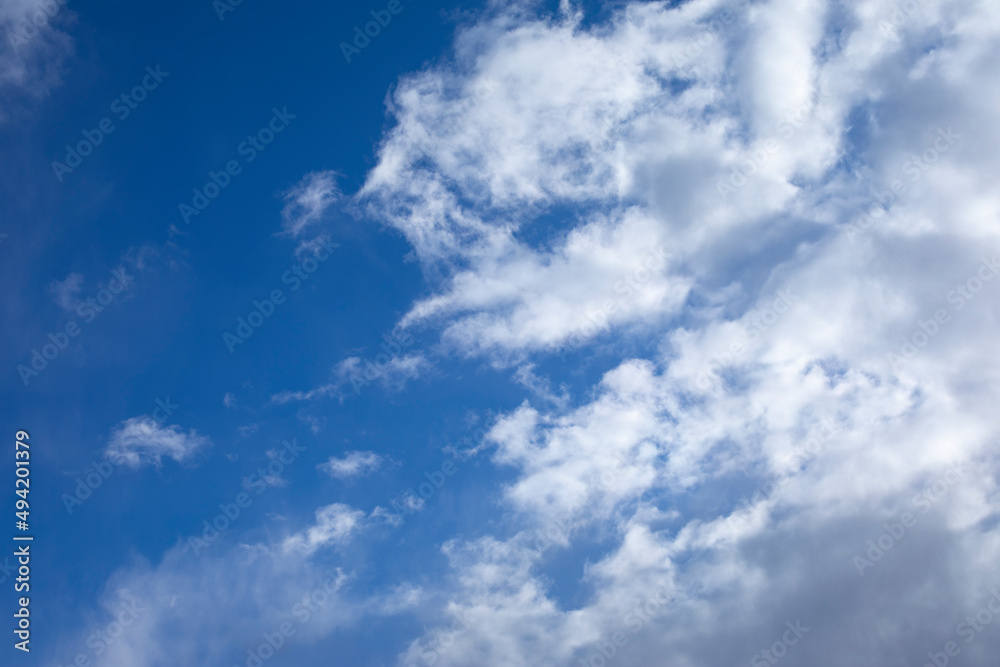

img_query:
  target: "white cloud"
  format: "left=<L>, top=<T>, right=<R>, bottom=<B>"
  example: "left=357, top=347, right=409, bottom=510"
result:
left=237, top=423, right=259, bottom=438
left=318, top=450, right=383, bottom=480
left=399, top=211, right=689, bottom=358
left=280, top=170, right=341, bottom=238
left=104, top=417, right=210, bottom=468
left=282, top=503, right=367, bottom=556
left=344, top=0, right=1000, bottom=665
left=271, top=352, right=430, bottom=404
left=0, top=0, right=75, bottom=112
left=67, top=0, right=1000, bottom=665
left=512, top=363, right=569, bottom=409
left=51, top=529, right=372, bottom=666
left=335, top=353, right=430, bottom=393
left=269, top=384, right=336, bottom=405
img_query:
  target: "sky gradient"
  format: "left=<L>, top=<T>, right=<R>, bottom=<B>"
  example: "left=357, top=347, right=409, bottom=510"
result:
left=3, top=0, right=1000, bottom=665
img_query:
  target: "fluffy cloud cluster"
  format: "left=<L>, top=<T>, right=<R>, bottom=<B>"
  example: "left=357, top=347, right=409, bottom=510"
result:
left=75, top=0, right=1000, bottom=664
left=353, top=0, right=1000, bottom=665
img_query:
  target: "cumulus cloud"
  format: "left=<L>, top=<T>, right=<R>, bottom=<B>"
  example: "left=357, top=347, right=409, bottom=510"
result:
left=398, top=212, right=689, bottom=358
left=104, top=417, right=210, bottom=468
left=318, top=450, right=383, bottom=480
left=346, top=1, right=1000, bottom=665
left=69, top=1, right=1000, bottom=665
left=357, top=0, right=839, bottom=361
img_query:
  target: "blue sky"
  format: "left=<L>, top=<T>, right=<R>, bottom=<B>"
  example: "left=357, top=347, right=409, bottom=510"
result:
left=3, top=0, right=1000, bottom=666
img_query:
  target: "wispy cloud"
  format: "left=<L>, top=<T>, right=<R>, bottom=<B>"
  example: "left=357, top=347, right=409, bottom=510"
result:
left=0, top=0, right=75, bottom=109
left=48, top=271, right=84, bottom=311
left=270, top=353, right=430, bottom=404
left=104, top=417, right=210, bottom=468
left=318, top=450, right=383, bottom=480
left=280, top=170, right=341, bottom=238
left=269, top=384, right=337, bottom=405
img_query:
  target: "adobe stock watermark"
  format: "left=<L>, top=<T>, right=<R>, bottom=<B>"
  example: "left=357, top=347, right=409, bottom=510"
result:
left=406, top=609, right=474, bottom=667
left=852, top=461, right=966, bottom=575
left=409, top=78, right=499, bottom=162
left=53, top=591, right=146, bottom=667
left=695, top=288, right=799, bottom=393
left=671, top=8, right=736, bottom=70
left=596, top=100, right=661, bottom=148
left=921, top=588, right=1000, bottom=667
left=186, top=439, right=306, bottom=556
left=386, top=410, right=502, bottom=527
left=716, top=92, right=831, bottom=200
left=750, top=620, right=810, bottom=667
left=0, top=555, right=14, bottom=586
left=60, top=454, right=119, bottom=515
left=347, top=329, right=415, bottom=394
left=340, top=0, right=413, bottom=63
left=233, top=569, right=345, bottom=667
left=17, top=267, right=135, bottom=386
left=5, top=0, right=70, bottom=53
left=578, top=583, right=674, bottom=667
left=61, top=397, right=181, bottom=514
left=148, top=396, right=181, bottom=425
left=386, top=458, right=458, bottom=525
left=733, top=419, right=841, bottom=525
left=887, top=255, right=998, bottom=373
left=878, top=0, right=924, bottom=37
left=223, top=239, right=338, bottom=353
left=179, top=107, right=296, bottom=224
left=51, top=66, right=170, bottom=182
left=213, top=0, right=246, bottom=21
left=844, top=126, right=960, bottom=244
